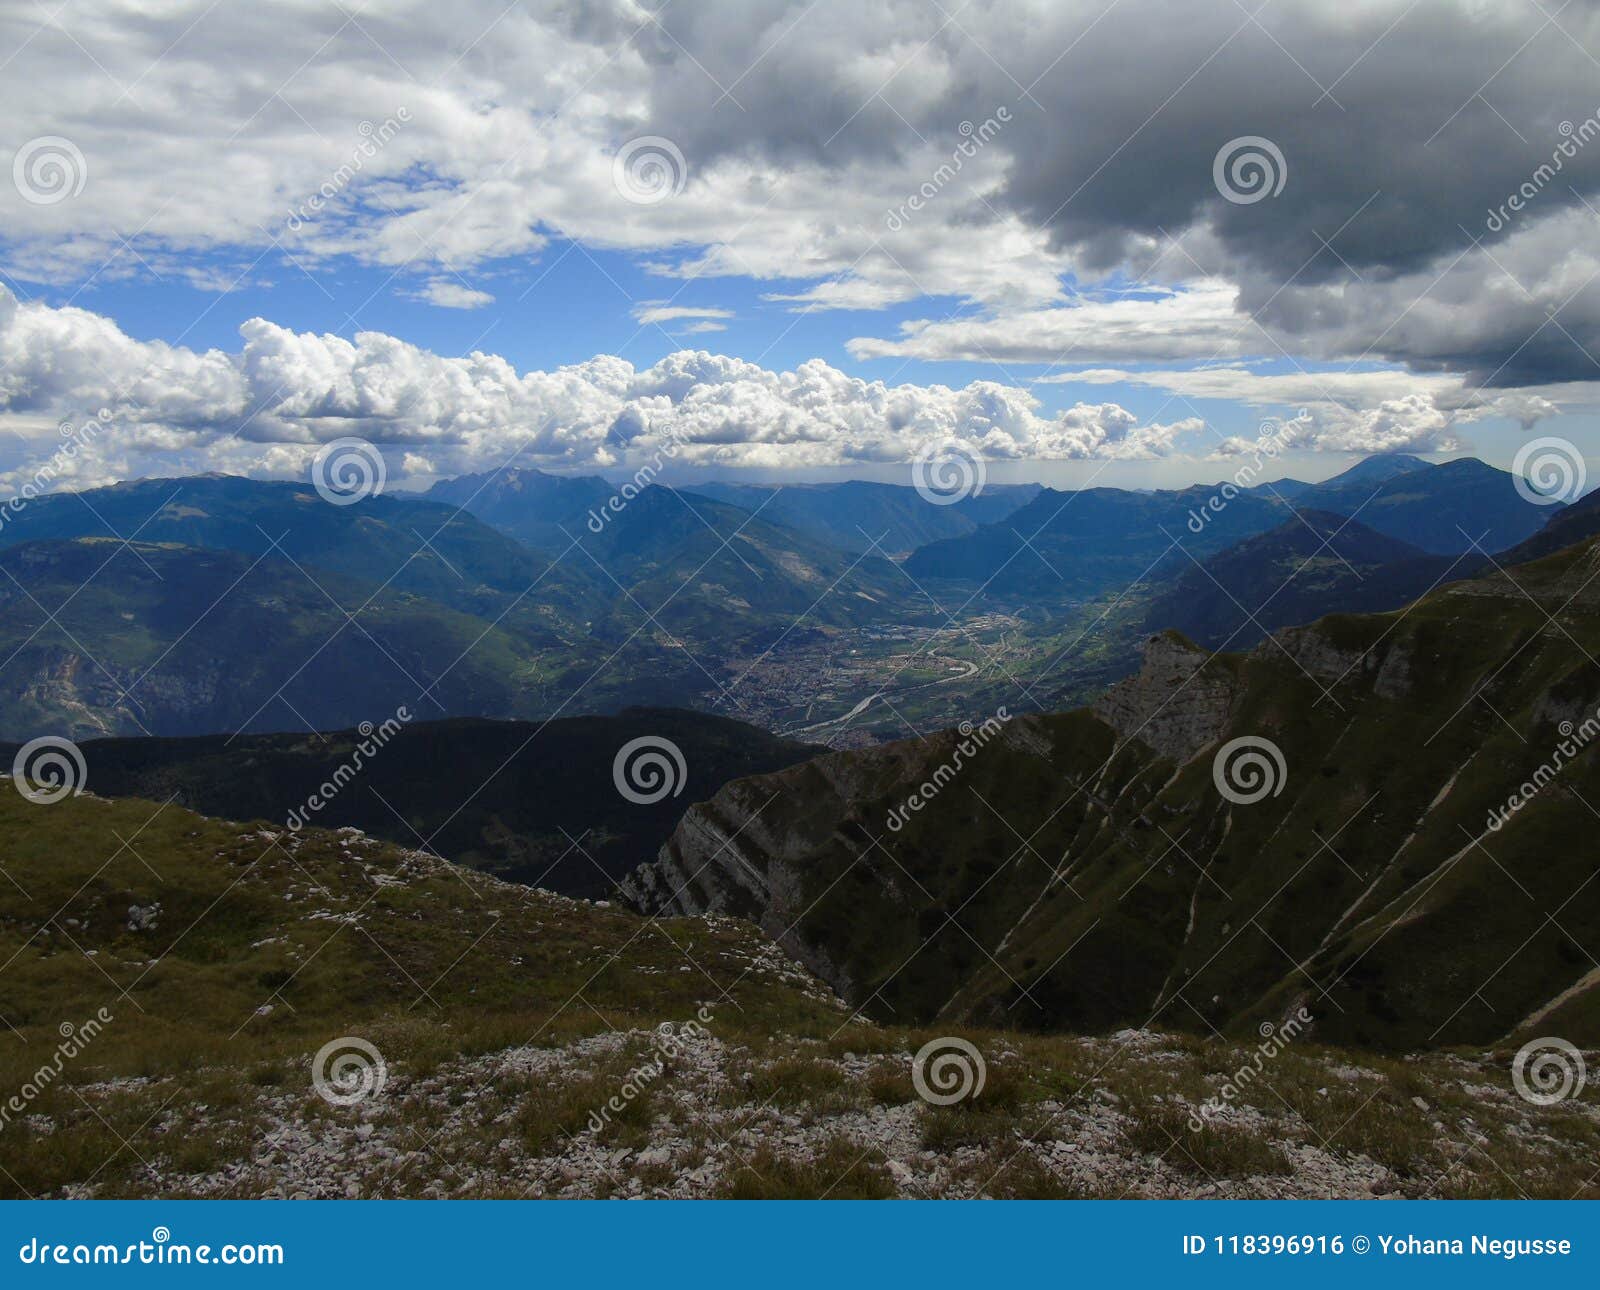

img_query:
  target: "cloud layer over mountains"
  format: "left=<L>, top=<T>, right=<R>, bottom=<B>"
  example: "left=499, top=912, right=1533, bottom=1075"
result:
left=3, top=283, right=1561, bottom=489
left=0, top=285, right=1203, bottom=485
left=1, top=285, right=1558, bottom=489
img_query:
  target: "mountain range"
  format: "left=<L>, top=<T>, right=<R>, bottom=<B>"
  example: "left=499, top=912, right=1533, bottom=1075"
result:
left=0, top=476, right=922, bottom=738
left=0, top=538, right=556, bottom=739
left=416, top=467, right=616, bottom=552
left=421, top=468, right=1043, bottom=559
left=691, top=479, right=1043, bottom=556
left=902, top=455, right=1553, bottom=599
left=1139, top=511, right=1485, bottom=651
left=0, top=454, right=1572, bottom=744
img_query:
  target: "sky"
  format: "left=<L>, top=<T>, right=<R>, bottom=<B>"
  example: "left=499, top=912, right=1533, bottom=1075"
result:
left=1, top=0, right=1598, bottom=495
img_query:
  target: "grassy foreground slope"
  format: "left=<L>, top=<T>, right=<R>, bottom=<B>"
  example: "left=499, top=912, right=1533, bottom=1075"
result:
left=0, top=783, right=1594, bottom=1199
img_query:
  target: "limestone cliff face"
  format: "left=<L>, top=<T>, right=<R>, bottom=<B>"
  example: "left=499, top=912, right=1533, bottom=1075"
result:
left=1266, top=623, right=1418, bottom=699
left=619, top=715, right=1097, bottom=997
left=1090, top=631, right=1239, bottom=762
left=619, top=734, right=983, bottom=1000
left=0, top=646, right=225, bottom=741
left=0, top=649, right=139, bottom=740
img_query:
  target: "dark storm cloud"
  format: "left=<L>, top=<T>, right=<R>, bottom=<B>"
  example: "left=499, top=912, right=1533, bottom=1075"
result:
left=637, top=0, right=1600, bottom=383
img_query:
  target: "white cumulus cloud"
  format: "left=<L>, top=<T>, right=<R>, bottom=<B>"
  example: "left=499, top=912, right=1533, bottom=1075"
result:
left=0, top=286, right=1214, bottom=487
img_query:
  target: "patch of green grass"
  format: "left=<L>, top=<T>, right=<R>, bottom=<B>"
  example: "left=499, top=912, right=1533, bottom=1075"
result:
left=919, top=1105, right=1015, bottom=1152
left=740, top=1055, right=861, bottom=1115
left=1275, top=1073, right=1440, bottom=1178
left=962, top=1147, right=1104, bottom=1199
left=864, top=1061, right=914, bottom=1105
left=716, top=1136, right=896, bottom=1199
left=508, top=1062, right=660, bottom=1154
left=1123, top=1101, right=1292, bottom=1179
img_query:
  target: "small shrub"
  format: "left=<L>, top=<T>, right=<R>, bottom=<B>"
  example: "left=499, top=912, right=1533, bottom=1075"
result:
left=1124, top=1102, right=1291, bottom=1179
left=717, top=1137, right=896, bottom=1199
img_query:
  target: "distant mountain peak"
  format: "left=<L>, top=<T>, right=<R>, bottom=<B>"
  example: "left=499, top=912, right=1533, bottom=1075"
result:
left=1317, top=452, right=1432, bottom=488
left=1430, top=455, right=1506, bottom=478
